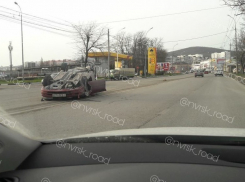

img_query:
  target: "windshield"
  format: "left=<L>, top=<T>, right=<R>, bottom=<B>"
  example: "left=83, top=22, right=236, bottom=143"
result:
left=0, top=0, right=244, bottom=141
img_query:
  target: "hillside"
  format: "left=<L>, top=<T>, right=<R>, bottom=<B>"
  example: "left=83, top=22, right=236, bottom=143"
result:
left=167, top=46, right=233, bottom=58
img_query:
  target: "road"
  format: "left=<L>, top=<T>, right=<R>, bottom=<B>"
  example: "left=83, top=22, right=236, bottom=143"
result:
left=0, top=73, right=245, bottom=140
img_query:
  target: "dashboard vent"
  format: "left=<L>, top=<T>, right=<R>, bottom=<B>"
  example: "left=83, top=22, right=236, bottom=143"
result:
left=0, top=177, right=19, bottom=182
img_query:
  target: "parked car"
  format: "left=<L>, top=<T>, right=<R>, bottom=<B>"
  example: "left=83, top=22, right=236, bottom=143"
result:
left=195, top=70, right=204, bottom=77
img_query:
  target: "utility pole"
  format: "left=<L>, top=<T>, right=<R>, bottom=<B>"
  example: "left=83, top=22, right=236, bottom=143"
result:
left=226, top=35, right=232, bottom=72
left=235, top=24, right=238, bottom=73
left=172, top=43, right=178, bottom=74
left=8, top=42, right=13, bottom=77
left=115, top=27, right=126, bottom=68
left=15, top=2, right=24, bottom=82
left=108, top=29, right=110, bottom=78
left=229, top=43, right=231, bottom=72
left=228, top=15, right=238, bottom=74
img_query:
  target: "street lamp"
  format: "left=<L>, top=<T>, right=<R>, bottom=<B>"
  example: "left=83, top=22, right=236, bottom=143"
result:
left=144, top=27, right=153, bottom=77
left=8, top=42, right=13, bottom=78
left=172, top=43, right=178, bottom=74
left=228, top=15, right=238, bottom=74
left=226, top=35, right=232, bottom=72
left=116, top=27, right=126, bottom=68
left=15, top=2, right=24, bottom=82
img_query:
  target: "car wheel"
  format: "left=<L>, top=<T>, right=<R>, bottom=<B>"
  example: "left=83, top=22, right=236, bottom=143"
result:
left=42, top=75, right=53, bottom=86
left=222, top=74, right=223, bottom=76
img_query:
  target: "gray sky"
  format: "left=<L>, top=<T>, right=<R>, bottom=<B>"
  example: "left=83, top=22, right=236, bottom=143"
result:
left=0, top=0, right=242, bottom=66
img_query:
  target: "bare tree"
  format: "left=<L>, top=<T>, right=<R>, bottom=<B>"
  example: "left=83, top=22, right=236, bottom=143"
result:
left=224, top=0, right=245, bottom=15
left=237, top=29, right=245, bottom=73
left=111, top=31, right=127, bottom=54
left=105, top=29, right=167, bottom=69
left=123, top=34, right=133, bottom=54
left=131, top=31, right=149, bottom=68
left=150, top=37, right=167, bottom=62
left=73, top=22, right=107, bottom=66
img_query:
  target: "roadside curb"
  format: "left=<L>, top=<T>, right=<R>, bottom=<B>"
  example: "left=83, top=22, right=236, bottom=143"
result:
left=224, top=73, right=245, bottom=85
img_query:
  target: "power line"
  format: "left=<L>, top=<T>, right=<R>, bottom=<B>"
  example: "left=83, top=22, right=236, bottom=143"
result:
left=0, top=5, right=72, bottom=28
left=223, top=9, right=239, bottom=48
left=0, top=9, right=73, bottom=31
left=0, top=14, right=75, bottom=33
left=99, top=6, right=227, bottom=24
left=1, top=5, right=227, bottom=28
left=0, top=15, right=72, bottom=38
left=163, top=29, right=235, bottom=43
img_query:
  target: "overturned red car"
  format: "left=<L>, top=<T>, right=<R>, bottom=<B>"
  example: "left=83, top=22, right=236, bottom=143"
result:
left=41, top=65, right=106, bottom=100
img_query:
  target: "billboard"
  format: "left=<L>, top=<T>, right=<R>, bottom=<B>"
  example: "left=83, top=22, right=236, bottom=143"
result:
left=217, top=59, right=225, bottom=64
left=148, top=47, right=157, bottom=74
left=156, top=62, right=170, bottom=71
left=156, top=63, right=162, bottom=71
left=163, top=62, right=170, bottom=71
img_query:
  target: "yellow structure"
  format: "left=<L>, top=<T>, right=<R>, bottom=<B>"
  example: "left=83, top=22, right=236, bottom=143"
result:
left=88, top=52, right=133, bottom=69
left=148, top=47, right=157, bottom=75
left=140, top=70, right=143, bottom=76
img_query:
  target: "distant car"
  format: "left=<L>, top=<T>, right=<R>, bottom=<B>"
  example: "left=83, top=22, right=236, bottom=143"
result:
left=215, top=69, right=223, bottom=76
left=185, top=71, right=189, bottom=74
left=190, top=70, right=194, bottom=73
left=204, top=70, right=209, bottom=74
left=195, top=71, right=204, bottom=77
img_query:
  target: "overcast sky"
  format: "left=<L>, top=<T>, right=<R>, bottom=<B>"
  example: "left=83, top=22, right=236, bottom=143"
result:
left=0, top=0, right=243, bottom=66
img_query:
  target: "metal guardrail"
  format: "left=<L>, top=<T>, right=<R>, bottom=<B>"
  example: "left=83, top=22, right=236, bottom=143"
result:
left=224, top=72, right=245, bottom=85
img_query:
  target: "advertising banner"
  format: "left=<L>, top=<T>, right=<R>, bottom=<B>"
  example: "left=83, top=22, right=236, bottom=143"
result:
left=163, top=62, right=170, bottom=71
left=217, top=59, right=225, bottom=64
left=148, top=47, right=157, bottom=74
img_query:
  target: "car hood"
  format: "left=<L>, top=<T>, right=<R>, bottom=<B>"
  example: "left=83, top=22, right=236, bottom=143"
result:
left=44, top=127, right=245, bottom=142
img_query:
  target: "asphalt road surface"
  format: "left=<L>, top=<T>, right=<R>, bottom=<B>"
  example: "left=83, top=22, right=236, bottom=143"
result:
left=0, top=73, right=245, bottom=140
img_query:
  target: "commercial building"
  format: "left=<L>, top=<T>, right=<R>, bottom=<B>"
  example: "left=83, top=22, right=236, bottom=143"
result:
left=88, top=52, right=133, bottom=77
left=24, top=62, right=36, bottom=68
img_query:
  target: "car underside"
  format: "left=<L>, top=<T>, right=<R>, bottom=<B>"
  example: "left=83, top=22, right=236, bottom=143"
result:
left=41, top=67, right=106, bottom=100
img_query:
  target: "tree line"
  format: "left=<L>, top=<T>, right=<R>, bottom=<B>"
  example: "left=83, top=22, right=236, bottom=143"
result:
left=224, top=0, right=245, bottom=73
left=72, top=22, right=167, bottom=69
